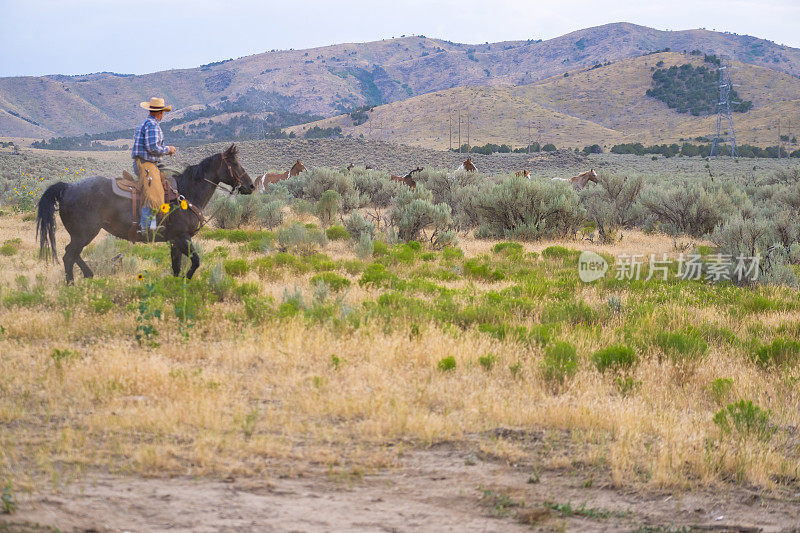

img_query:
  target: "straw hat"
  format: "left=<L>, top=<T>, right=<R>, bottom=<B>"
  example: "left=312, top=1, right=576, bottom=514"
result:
left=139, top=97, right=172, bottom=112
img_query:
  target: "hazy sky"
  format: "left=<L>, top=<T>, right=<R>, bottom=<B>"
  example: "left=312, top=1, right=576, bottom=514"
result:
left=1, top=0, right=799, bottom=77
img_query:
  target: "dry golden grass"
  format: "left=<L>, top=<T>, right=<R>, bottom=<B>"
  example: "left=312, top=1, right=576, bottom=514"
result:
left=1, top=211, right=799, bottom=498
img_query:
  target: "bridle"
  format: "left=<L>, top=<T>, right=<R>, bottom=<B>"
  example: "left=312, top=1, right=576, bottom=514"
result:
left=210, top=152, right=247, bottom=194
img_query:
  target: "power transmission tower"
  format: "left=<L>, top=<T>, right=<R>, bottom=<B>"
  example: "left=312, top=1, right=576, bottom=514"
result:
left=710, top=64, right=738, bottom=157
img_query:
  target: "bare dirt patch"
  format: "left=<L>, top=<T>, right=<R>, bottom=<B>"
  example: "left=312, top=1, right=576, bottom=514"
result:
left=5, top=444, right=800, bottom=532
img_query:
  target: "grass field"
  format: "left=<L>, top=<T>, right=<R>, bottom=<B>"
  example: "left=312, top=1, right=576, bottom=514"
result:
left=2, top=145, right=800, bottom=530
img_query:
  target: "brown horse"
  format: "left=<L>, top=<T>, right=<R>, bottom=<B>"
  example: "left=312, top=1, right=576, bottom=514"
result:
left=515, top=169, right=530, bottom=178
left=551, top=168, right=598, bottom=191
left=458, top=158, right=477, bottom=172
left=390, top=167, right=423, bottom=188
left=254, top=160, right=306, bottom=191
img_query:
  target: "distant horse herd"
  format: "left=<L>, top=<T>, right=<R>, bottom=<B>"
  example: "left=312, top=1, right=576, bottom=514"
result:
left=254, top=156, right=598, bottom=192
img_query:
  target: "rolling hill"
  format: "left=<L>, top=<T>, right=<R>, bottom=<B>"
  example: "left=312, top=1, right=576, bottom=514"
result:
left=287, top=51, right=800, bottom=149
left=1, top=22, right=799, bottom=147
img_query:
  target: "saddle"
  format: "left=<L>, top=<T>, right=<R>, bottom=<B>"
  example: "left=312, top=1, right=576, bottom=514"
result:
left=113, top=169, right=180, bottom=242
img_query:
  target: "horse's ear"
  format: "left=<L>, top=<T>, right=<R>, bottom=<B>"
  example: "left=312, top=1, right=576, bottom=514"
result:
left=225, top=144, right=238, bottom=157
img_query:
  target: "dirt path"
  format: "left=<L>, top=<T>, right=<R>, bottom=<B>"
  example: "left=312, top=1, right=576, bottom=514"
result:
left=4, top=446, right=800, bottom=532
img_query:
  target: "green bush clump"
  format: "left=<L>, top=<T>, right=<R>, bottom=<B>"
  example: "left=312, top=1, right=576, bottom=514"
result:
left=441, top=246, right=464, bottom=259
left=276, top=221, right=328, bottom=255
left=591, top=344, right=637, bottom=373
left=463, top=258, right=505, bottom=281
left=373, top=239, right=389, bottom=257
left=325, top=225, right=350, bottom=240
left=713, top=399, right=774, bottom=441
left=0, top=238, right=21, bottom=256
left=359, top=263, right=405, bottom=289
left=653, top=330, right=708, bottom=364
left=753, top=338, right=800, bottom=369
left=223, top=258, right=250, bottom=277
left=491, top=241, right=523, bottom=255
left=311, top=272, right=351, bottom=292
left=541, top=300, right=598, bottom=325
left=478, top=353, right=498, bottom=370
left=709, top=377, right=733, bottom=404
left=541, top=246, right=578, bottom=260
left=316, top=189, right=342, bottom=226
left=475, top=178, right=583, bottom=240
left=234, top=281, right=260, bottom=299
left=541, top=341, right=579, bottom=387
left=438, top=355, right=456, bottom=371
left=90, top=296, right=114, bottom=314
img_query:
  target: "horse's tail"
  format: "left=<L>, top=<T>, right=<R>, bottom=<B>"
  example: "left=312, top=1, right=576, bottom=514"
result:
left=36, top=182, right=69, bottom=263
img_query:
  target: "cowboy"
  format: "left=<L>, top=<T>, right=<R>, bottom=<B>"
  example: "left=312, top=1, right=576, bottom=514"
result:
left=131, top=97, right=176, bottom=231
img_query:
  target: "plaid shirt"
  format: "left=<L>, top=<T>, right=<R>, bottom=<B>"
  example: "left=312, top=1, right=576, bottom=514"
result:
left=131, top=115, right=170, bottom=164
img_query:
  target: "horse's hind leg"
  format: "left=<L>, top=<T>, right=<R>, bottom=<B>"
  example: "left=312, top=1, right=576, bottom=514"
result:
left=63, top=230, right=100, bottom=283
left=170, top=241, right=183, bottom=276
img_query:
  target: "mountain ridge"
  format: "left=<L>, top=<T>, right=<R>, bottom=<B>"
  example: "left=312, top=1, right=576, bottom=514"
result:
left=1, top=22, right=798, bottom=142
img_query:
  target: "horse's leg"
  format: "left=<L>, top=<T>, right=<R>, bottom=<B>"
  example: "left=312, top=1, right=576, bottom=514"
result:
left=171, top=238, right=200, bottom=279
left=170, top=241, right=183, bottom=277
left=185, top=239, right=200, bottom=280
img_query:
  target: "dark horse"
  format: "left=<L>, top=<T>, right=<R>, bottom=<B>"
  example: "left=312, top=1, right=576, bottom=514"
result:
left=36, top=144, right=254, bottom=283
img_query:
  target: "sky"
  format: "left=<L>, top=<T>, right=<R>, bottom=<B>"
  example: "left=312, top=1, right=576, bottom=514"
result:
left=1, top=0, right=799, bottom=77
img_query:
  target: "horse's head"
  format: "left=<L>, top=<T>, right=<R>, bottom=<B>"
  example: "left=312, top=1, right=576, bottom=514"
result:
left=462, top=158, right=476, bottom=172
left=290, top=160, right=306, bottom=176
left=219, top=144, right=254, bottom=194
left=587, top=168, right=598, bottom=184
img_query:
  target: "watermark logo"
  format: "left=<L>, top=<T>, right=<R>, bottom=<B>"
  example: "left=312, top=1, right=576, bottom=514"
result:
left=577, top=252, right=761, bottom=284
left=579, top=250, right=608, bottom=282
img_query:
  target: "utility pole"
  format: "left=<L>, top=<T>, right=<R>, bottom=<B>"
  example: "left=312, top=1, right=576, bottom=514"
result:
left=466, top=115, right=470, bottom=153
left=458, top=111, right=461, bottom=154
left=528, top=121, right=532, bottom=154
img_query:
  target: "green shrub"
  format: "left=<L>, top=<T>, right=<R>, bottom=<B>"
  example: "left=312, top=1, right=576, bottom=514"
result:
left=438, top=355, right=456, bottom=371
left=491, top=241, right=523, bottom=255
left=753, top=338, right=800, bottom=369
left=223, top=258, right=250, bottom=277
left=373, top=239, right=389, bottom=257
left=50, top=348, right=80, bottom=366
left=541, top=246, right=578, bottom=259
left=441, top=246, right=464, bottom=259
left=325, top=225, right=350, bottom=240
left=90, top=296, right=114, bottom=314
left=591, top=344, right=637, bottom=373
left=358, top=263, right=404, bottom=289
left=478, top=353, right=498, bottom=370
left=713, top=400, right=774, bottom=441
left=653, top=330, right=708, bottom=364
left=276, top=221, right=328, bottom=255
left=234, top=281, right=260, bottom=299
left=709, top=377, right=733, bottom=404
left=316, top=189, right=342, bottom=226
left=541, top=300, right=598, bottom=325
left=208, top=261, right=234, bottom=300
left=208, top=195, right=244, bottom=228
left=390, top=186, right=454, bottom=245
left=463, top=258, right=505, bottom=281
left=0, top=238, right=21, bottom=256
left=475, top=178, right=583, bottom=240
left=344, top=212, right=375, bottom=240
left=541, top=341, right=578, bottom=387
left=311, top=272, right=351, bottom=292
